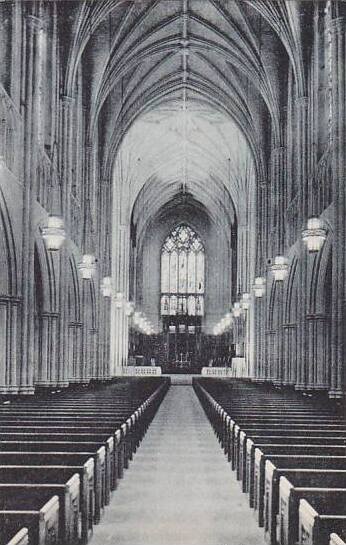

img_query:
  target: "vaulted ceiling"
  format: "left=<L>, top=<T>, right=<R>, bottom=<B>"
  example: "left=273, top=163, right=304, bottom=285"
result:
left=62, top=0, right=308, bottom=238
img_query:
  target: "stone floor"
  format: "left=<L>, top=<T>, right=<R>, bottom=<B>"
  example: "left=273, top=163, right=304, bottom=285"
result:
left=90, top=385, right=265, bottom=545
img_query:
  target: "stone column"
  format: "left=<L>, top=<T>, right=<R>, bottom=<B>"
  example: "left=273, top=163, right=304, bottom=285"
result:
left=306, top=314, right=329, bottom=390
left=80, top=280, right=92, bottom=384
left=111, top=224, right=130, bottom=374
left=271, top=146, right=287, bottom=385
left=56, top=95, right=74, bottom=387
left=254, top=180, right=269, bottom=382
left=329, top=18, right=346, bottom=398
left=68, top=322, right=82, bottom=384
left=35, top=312, right=59, bottom=387
left=0, top=297, right=20, bottom=393
left=19, top=13, right=46, bottom=394
left=295, top=97, right=309, bottom=391
left=282, top=324, right=297, bottom=386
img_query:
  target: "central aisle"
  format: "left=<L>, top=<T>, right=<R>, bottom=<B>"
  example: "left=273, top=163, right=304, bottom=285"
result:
left=90, top=385, right=265, bottom=545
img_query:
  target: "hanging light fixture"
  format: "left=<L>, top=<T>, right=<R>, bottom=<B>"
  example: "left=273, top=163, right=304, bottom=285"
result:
left=78, top=254, right=97, bottom=280
left=302, top=217, right=327, bottom=252
left=42, top=215, right=66, bottom=251
left=101, top=276, right=113, bottom=297
left=233, top=302, right=242, bottom=317
left=270, top=256, right=289, bottom=282
left=241, top=293, right=251, bottom=310
left=253, top=276, right=266, bottom=298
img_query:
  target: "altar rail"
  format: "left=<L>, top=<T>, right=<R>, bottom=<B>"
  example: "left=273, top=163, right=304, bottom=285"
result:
left=201, top=358, right=246, bottom=378
left=201, top=367, right=232, bottom=377
left=116, top=366, right=162, bottom=377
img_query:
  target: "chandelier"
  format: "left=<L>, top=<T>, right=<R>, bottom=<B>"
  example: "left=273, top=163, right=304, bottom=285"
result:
left=270, top=256, right=289, bottom=282
left=42, top=216, right=66, bottom=251
left=78, top=254, right=97, bottom=280
left=253, top=277, right=266, bottom=298
left=302, top=217, right=327, bottom=252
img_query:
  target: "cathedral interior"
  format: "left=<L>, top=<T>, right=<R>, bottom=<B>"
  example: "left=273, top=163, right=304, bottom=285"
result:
left=0, top=1, right=345, bottom=544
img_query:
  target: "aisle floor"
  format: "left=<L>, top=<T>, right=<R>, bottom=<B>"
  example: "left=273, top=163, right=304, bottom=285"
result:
left=90, top=386, right=265, bottom=545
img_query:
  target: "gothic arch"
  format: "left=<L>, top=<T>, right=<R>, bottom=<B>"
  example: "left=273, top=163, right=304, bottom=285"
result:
left=0, top=186, right=17, bottom=297
left=67, top=254, right=82, bottom=383
left=284, top=255, right=299, bottom=324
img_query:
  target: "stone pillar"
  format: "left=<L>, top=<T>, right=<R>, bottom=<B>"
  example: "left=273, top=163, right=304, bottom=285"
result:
left=254, top=179, right=269, bottom=382
left=295, top=97, right=309, bottom=391
left=282, top=324, right=297, bottom=386
left=306, top=314, right=329, bottom=390
left=0, top=297, right=20, bottom=393
left=329, top=17, right=346, bottom=398
left=19, top=14, right=46, bottom=394
left=56, top=95, right=74, bottom=388
left=80, top=280, right=92, bottom=384
left=89, top=328, right=98, bottom=379
left=270, top=146, right=287, bottom=385
left=35, top=312, right=59, bottom=388
left=110, top=224, right=130, bottom=374
left=68, top=322, right=82, bottom=384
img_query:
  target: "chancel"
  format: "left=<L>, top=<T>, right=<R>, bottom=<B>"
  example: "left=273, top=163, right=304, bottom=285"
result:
left=0, top=1, right=345, bottom=545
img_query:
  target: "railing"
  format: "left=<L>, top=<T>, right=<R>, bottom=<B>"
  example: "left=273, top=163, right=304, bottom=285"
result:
left=201, top=367, right=232, bottom=377
left=201, top=359, right=247, bottom=378
left=116, top=366, right=162, bottom=377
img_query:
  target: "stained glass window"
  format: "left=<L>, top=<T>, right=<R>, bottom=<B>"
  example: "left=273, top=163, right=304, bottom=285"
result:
left=160, top=225, right=205, bottom=316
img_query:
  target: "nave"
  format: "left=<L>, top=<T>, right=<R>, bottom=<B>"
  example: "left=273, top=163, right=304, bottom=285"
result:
left=1, top=0, right=346, bottom=543
left=0, top=375, right=345, bottom=545
left=89, top=383, right=264, bottom=545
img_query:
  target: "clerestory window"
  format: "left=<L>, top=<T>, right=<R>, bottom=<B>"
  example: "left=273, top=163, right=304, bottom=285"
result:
left=160, top=224, right=205, bottom=316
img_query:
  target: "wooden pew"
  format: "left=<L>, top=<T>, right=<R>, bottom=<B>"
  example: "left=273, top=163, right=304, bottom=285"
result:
left=253, top=451, right=346, bottom=527
left=243, top=438, right=346, bottom=493
left=0, top=494, right=59, bottom=545
left=330, top=534, right=346, bottom=545
left=0, top=465, right=93, bottom=544
left=0, top=434, right=114, bottom=504
left=0, top=415, right=135, bottom=476
left=232, top=424, right=346, bottom=466
left=0, top=478, right=79, bottom=545
left=230, top=420, right=346, bottom=468
left=0, top=451, right=105, bottom=524
left=0, top=378, right=170, bottom=543
left=0, top=420, right=131, bottom=485
left=0, top=440, right=112, bottom=505
left=277, top=481, right=346, bottom=545
left=264, top=463, right=346, bottom=544
left=5, top=527, right=29, bottom=545
left=298, top=497, right=346, bottom=545
left=225, top=420, right=346, bottom=462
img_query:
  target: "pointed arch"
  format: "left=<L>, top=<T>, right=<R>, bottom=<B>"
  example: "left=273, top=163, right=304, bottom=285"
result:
left=0, top=186, right=18, bottom=296
left=160, top=223, right=205, bottom=317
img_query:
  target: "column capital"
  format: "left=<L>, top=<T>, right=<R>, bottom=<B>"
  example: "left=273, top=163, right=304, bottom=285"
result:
left=328, top=17, right=345, bottom=35
left=25, top=15, right=46, bottom=31
left=296, top=96, right=309, bottom=108
left=271, top=145, right=286, bottom=156
left=60, top=94, right=74, bottom=107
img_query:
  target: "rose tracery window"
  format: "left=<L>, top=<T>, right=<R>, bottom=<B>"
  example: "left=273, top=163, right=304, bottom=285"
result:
left=160, top=224, right=205, bottom=316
